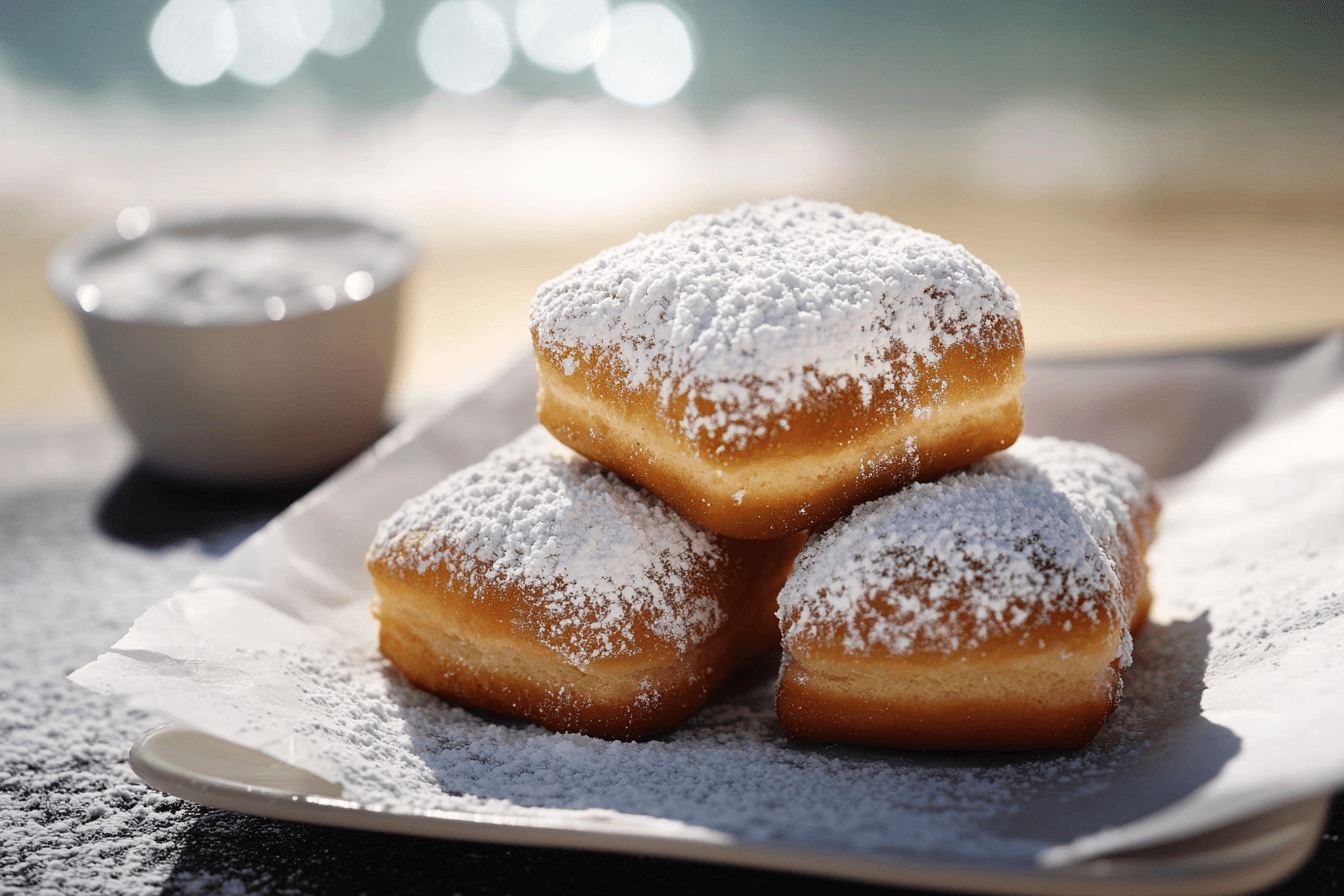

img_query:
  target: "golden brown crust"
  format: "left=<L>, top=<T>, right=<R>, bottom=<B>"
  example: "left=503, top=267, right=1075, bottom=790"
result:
left=534, top=322, right=1025, bottom=540
left=369, top=531, right=805, bottom=740
left=774, top=438, right=1159, bottom=751
left=529, top=199, right=1026, bottom=540
left=776, top=617, right=1126, bottom=751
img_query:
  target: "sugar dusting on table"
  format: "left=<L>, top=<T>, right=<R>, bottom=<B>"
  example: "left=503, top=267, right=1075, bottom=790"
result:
left=0, top=423, right=210, bottom=894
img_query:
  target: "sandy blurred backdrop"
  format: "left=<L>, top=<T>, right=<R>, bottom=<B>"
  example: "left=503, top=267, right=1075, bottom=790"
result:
left=2, top=0, right=1342, bottom=421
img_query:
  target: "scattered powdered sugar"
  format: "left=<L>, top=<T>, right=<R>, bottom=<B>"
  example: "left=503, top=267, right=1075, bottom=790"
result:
left=1, top=423, right=213, bottom=895
left=368, top=427, right=725, bottom=664
left=1151, top=386, right=1344, bottom=685
left=778, top=437, right=1145, bottom=655
left=186, top=386, right=1342, bottom=868
left=529, top=197, right=1020, bottom=449
left=980, top=437, right=1157, bottom=569
left=265, top=628, right=1172, bottom=865
left=49, top=351, right=1344, bottom=879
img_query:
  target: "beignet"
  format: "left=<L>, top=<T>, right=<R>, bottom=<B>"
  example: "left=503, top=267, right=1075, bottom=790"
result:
left=367, top=427, right=805, bottom=740
left=529, top=197, right=1024, bottom=539
left=775, top=436, right=1158, bottom=751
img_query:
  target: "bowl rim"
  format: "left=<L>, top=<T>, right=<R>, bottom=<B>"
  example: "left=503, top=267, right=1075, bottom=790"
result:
left=47, top=204, right=423, bottom=325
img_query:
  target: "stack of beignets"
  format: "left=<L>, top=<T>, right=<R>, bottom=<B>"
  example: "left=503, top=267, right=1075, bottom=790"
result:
left=368, top=197, right=1159, bottom=749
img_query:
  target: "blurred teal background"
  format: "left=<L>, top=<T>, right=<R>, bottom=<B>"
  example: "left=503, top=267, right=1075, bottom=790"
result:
left=2, top=1, right=1342, bottom=414
left=3, top=1, right=1341, bottom=217
left=3, top=2, right=1341, bottom=118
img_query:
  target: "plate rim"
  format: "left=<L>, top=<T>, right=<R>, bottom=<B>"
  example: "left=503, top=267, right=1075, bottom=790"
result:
left=131, top=724, right=1330, bottom=896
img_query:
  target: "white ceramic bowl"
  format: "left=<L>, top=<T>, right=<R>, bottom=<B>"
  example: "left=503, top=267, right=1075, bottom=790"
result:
left=49, top=207, right=420, bottom=485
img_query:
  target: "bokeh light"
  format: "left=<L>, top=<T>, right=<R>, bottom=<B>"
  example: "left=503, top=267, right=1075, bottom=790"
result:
left=594, top=2, right=693, bottom=106
left=75, top=285, right=102, bottom=314
left=317, top=0, right=384, bottom=57
left=228, top=0, right=332, bottom=87
left=148, top=0, right=239, bottom=86
left=344, top=270, right=374, bottom=300
left=115, top=206, right=155, bottom=240
left=515, top=0, right=610, bottom=74
left=417, top=1, right=513, bottom=96
left=314, top=284, right=338, bottom=309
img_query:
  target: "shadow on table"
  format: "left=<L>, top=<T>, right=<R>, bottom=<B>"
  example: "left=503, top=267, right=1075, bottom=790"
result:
left=156, top=808, right=930, bottom=896
left=95, top=461, right=322, bottom=556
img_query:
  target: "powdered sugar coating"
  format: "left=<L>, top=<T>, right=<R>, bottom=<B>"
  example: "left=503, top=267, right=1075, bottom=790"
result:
left=529, top=197, right=1020, bottom=449
left=778, top=437, right=1149, bottom=656
left=369, top=427, right=725, bottom=664
left=977, top=437, right=1157, bottom=575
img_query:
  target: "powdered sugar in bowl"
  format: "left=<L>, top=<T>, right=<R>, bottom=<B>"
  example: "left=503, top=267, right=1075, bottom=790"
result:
left=48, top=207, right=420, bottom=484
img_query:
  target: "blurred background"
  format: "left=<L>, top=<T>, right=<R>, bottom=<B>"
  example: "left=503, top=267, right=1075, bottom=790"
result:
left=3, top=0, right=1342, bottom=420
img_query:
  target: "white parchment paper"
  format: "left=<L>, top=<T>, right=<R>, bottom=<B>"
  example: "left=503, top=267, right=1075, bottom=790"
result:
left=72, top=335, right=1344, bottom=870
